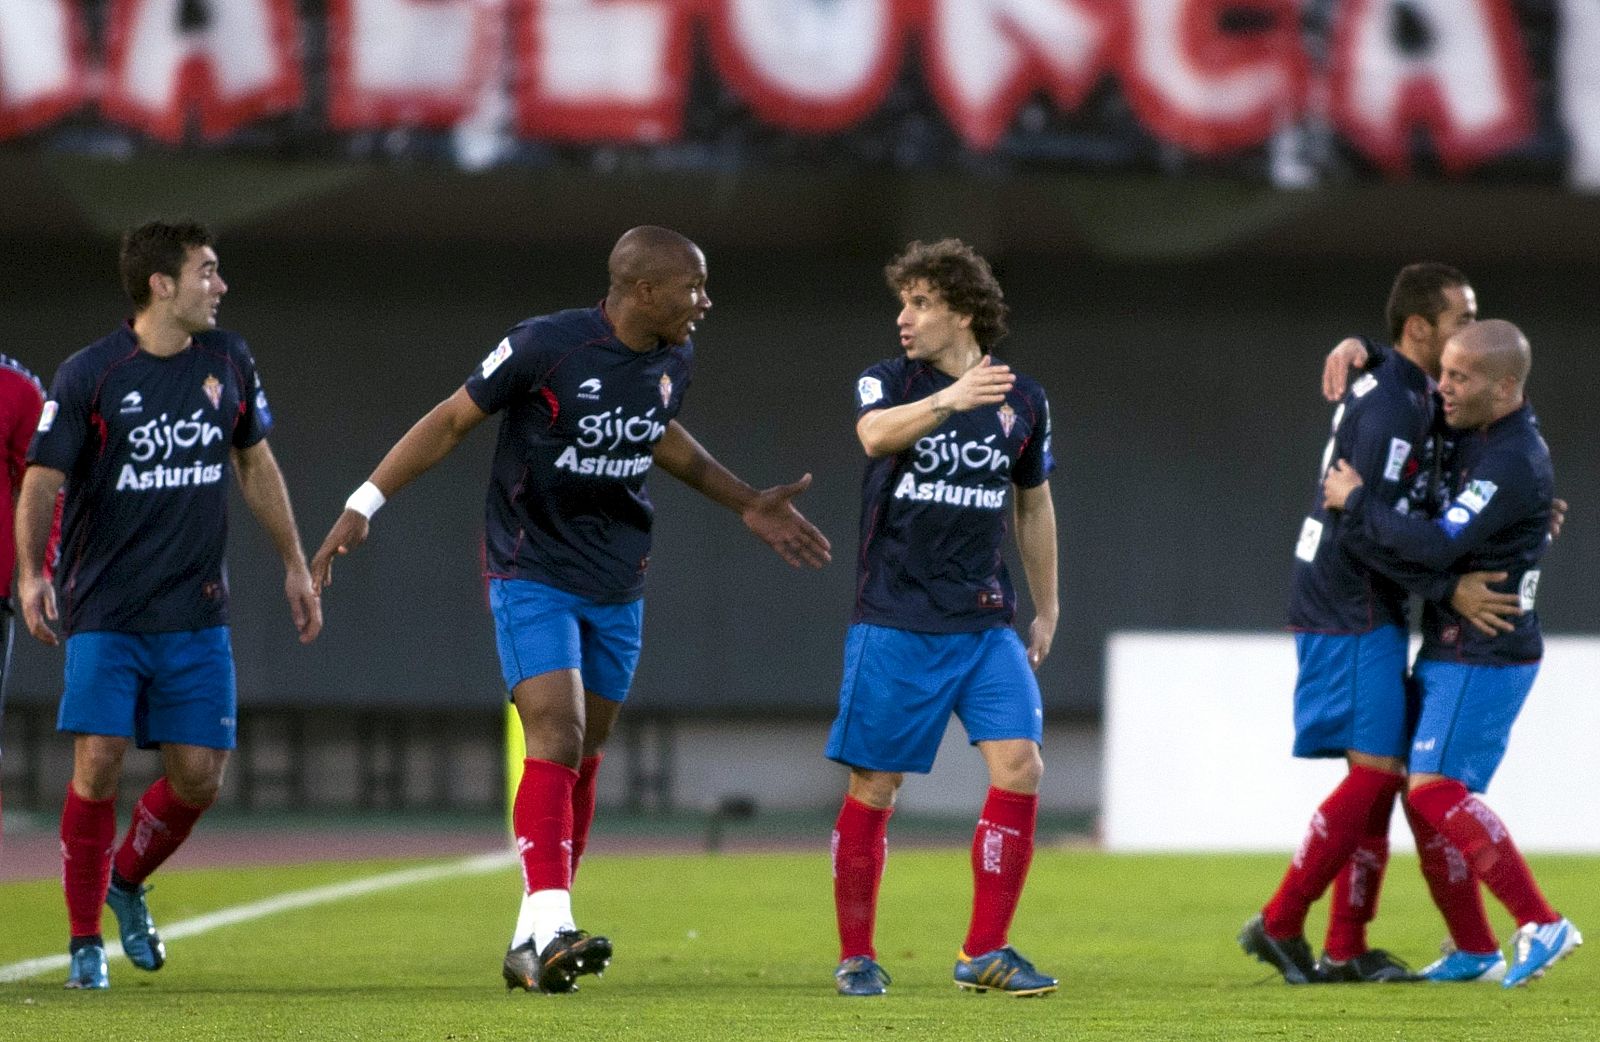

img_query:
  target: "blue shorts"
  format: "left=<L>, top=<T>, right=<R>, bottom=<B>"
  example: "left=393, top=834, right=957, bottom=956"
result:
left=1409, top=659, right=1539, bottom=792
left=57, top=627, right=237, bottom=750
left=488, top=578, right=643, bottom=702
left=825, top=623, right=1043, bottom=774
left=1291, top=626, right=1411, bottom=760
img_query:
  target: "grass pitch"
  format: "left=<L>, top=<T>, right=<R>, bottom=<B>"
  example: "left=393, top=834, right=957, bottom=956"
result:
left=1, top=848, right=1595, bottom=1041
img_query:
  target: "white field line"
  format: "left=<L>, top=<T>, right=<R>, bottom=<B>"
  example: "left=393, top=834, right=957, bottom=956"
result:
left=0, top=850, right=514, bottom=984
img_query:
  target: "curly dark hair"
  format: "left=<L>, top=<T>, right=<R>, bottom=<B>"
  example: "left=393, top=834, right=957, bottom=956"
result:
left=884, top=239, right=1008, bottom=350
left=1385, top=262, right=1469, bottom=343
left=120, top=219, right=214, bottom=310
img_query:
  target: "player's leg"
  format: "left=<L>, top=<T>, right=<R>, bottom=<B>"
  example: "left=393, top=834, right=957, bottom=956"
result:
left=1405, top=660, right=1579, bottom=987
left=1317, top=750, right=1412, bottom=982
left=569, top=597, right=642, bottom=880
left=1403, top=796, right=1504, bottom=981
left=56, top=632, right=144, bottom=990
left=824, top=624, right=955, bottom=996
left=1248, top=628, right=1407, bottom=984
left=952, top=628, right=1055, bottom=996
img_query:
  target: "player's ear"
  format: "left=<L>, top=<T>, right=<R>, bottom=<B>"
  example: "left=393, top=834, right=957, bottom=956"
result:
left=1402, top=312, right=1429, bottom=346
left=149, top=272, right=176, bottom=303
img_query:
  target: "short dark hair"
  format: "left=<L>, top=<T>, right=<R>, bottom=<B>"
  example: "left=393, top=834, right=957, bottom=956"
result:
left=120, top=220, right=214, bottom=310
left=885, top=239, right=1009, bottom=350
left=1386, top=262, right=1468, bottom=343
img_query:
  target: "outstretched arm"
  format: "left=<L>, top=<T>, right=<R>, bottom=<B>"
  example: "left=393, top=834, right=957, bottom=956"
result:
left=1013, top=481, right=1059, bottom=670
left=652, top=420, right=831, bottom=569
left=233, top=440, right=321, bottom=644
left=14, top=464, right=65, bottom=646
left=311, top=386, right=489, bottom=588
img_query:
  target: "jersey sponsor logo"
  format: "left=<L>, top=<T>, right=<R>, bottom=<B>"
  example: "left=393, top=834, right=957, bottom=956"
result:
left=997, top=402, right=1016, bottom=437
left=120, top=390, right=143, bottom=415
left=37, top=400, right=58, bottom=432
left=913, top=431, right=1011, bottom=478
left=1294, top=516, right=1323, bottom=562
left=128, top=411, right=226, bottom=462
left=1520, top=569, right=1540, bottom=611
left=480, top=338, right=512, bottom=378
left=1383, top=437, right=1411, bottom=481
left=857, top=376, right=884, bottom=406
left=116, top=461, right=226, bottom=491
left=577, top=377, right=602, bottom=401
left=1456, top=479, right=1498, bottom=513
left=203, top=375, right=223, bottom=409
left=553, top=446, right=654, bottom=479
left=1350, top=373, right=1378, bottom=398
left=577, top=406, right=667, bottom=451
left=659, top=372, right=673, bottom=408
left=892, top=472, right=1007, bottom=510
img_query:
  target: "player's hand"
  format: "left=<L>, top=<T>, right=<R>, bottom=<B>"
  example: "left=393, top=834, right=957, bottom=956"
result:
left=1451, top=570, right=1521, bottom=637
left=1026, top=613, right=1057, bottom=670
left=1322, top=337, right=1370, bottom=402
left=936, top=355, right=1015, bottom=413
left=311, top=510, right=371, bottom=590
left=285, top=562, right=323, bottom=644
left=1548, top=497, right=1568, bottom=540
left=16, top=572, right=59, bottom=647
left=1321, top=459, right=1363, bottom=510
left=742, top=473, right=832, bottom=569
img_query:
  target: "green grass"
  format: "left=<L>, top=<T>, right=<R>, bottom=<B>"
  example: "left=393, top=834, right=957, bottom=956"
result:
left=1, top=849, right=1595, bottom=1041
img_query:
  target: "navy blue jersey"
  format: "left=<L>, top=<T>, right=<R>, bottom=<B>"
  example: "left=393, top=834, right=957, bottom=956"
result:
left=852, top=357, right=1053, bottom=634
left=27, top=325, right=271, bottom=635
left=1342, top=402, right=1552, bottom=665
left=463, top=305, right=692, bottom=603
left=1288, top=348, right=1451, bottom=633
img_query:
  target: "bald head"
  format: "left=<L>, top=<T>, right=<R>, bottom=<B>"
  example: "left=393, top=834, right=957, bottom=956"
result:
left=1449, top=318, right=1531, bottom=388
left=608, top=226, right=702, bottom=290
left=1438, top=318, right=1531, bottom=429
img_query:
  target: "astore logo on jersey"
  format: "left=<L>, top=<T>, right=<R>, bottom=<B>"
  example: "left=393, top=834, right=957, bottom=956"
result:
left=128, top=410, right=225, bottom=462
left=578, top=377, right=603, bottom=401
left=912, top=431, right=1012, bottom=478
left=120, top=390, right=143, bottom=414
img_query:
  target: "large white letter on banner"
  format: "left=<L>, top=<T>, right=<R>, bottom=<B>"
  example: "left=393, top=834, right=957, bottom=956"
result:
left=922, top=0, right=1115, bottom=151
left=0, top=0, right=89, bottom=139
left=1120, top=0, right=1306, bottom=155
left=1330, top=0, right=1534, bottom=175
left=511, top=0, right=690, bottom=142
left=327, top=0, right=504, bottom=129
left=1559, top=0, right=1600, bottom=190
left=708, top=0, right=906, bottom=133
left=102, top=0, right=302, bottom=142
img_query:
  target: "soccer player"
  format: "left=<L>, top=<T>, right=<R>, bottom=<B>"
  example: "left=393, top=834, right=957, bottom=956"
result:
left=1322, top=319, right=1581, bottom=988
left=827, top=239, right=1058, bottom=998
left=0, top=353, right=46, bottom=847
left=1240, top=264, right=1518, bottom=984
left=15, top=220, right=323, bottom=990
left=309, top=225, right=831, bottom=995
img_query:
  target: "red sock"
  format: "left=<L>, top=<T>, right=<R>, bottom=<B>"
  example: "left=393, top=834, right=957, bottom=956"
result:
left=1404, top=794, right=1498, bottom=953
left=112, top=777, right=212, bottom=886
left=570, top=753, right=603, bottom=880
left=1324, top=778, right=1397, bottom=960
left=1407, top=779, right=1558, bottom=927
left=1263, top=765, right=1402, bottom=938
left=61, top=785, right=117, bottom=938
left=513, top=758, right=577, bottom=894
left=833, top=796, right=891, bottom=961
left=963, top=786, right=1038, bottom=957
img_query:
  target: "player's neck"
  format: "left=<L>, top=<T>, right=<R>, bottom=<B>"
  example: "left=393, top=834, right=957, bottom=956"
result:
left=131, top=311, right=193, bottom=358
left=1394, top=337, right=1438, bottom=380
left=931, top=341, right=983, bottom=380
left=601, top=294, right=659, bottom=352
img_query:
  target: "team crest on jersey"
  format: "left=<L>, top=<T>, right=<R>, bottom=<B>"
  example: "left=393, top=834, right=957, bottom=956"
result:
left=202, top=375, right=223, bottom=410
left=997, top=403, right=1016, bottom=437
left=659, top=372, right=673, bottom=407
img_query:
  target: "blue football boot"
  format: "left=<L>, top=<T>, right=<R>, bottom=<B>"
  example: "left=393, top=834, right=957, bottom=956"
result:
left=835, top=956, right=891, bottom=996
left=1503, top=919, right=1582, bottom=988
left=106, top=880, right=166, bottom=971
left=1418, top=943, right=1507, bottom=983
left=64, top=944, right=110, bottom=990
left=954, top=946, right=1058, bottom=996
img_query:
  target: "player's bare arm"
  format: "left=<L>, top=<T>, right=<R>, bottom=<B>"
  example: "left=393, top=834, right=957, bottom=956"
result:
left=1321, top=337, right=1370, bottom=402
left=651, top=420, right=831, bottom=569
left=14, top=464, right=65, bottom=646
left=231, top=439, right=322, bottom=644
left=857, top=356, right=1015, bottom=458
left=311, top=386, right=488, bottom=588
left=1012, top=480, right=1059, bottom=670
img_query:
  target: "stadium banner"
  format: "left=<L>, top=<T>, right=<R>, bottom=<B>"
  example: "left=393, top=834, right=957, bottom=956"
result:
left=1103, top=633, right=1600, bottom=852
left=2, top=0, right=1596, bottom=188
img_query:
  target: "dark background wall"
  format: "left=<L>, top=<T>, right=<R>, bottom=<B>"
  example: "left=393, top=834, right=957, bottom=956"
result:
left=5, top=230, right=1595, bottom=717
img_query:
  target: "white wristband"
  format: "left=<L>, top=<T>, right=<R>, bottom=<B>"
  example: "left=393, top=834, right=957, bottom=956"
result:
left=345, top=481, right=386, bottom=520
